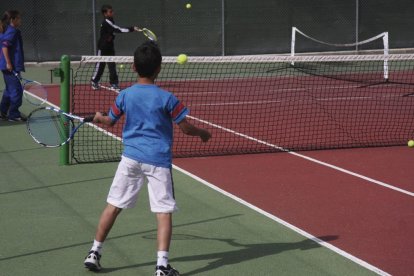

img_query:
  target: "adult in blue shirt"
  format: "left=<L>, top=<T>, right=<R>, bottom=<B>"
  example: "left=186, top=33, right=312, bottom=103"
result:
left=84, top=41, right=211, bottom=275
left=0, top=10, right=25, bottom=121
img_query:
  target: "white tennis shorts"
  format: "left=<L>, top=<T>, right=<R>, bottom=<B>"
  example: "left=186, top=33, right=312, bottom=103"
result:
left=107, top=156, right=177, bottom=213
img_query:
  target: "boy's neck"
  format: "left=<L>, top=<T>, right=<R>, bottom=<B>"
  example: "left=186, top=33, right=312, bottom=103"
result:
left=137, top=77, right=155, bottom=85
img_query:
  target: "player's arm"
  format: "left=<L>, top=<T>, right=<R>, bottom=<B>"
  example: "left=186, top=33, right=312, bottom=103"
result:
left=2, top=37, right=13, bottom=71
left=92, top=94, right=124, bottom=126
left=105, top=18, right=136, bottom=33
left=178, top=118, right=211, bottom=142
left=2, top=47, right=12, bottom=71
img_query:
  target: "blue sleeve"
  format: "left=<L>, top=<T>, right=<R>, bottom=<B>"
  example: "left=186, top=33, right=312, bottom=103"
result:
left=109, top=92, right=125, bottom=122
left=167, top=94, right=189, bottom=124
left=1, top=28, right=16, bottom=48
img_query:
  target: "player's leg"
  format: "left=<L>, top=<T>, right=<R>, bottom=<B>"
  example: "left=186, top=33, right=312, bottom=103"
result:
left=107, top=49, right=119, bottom=89
left=0, top=72, right=11, bottom=119
left=84, top=203, right=121, bottom=271
left=95, top=203, right=122, bottom=242
left=91, top=49, right=106, bottom=89
left=157, top=213, right=172, bottom=252
left=5, top=71, right=24, bottom=121
left=84, top=156, right=145, bottom=271
left=107, top=62, right=119, bottom=90
left=144, top=165, right=179, bottom=275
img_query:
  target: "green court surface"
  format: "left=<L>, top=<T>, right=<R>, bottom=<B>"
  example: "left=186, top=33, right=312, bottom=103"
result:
left=0, top=93, right=378, bottom=275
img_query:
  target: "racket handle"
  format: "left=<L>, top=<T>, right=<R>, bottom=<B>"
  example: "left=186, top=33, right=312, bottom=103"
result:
left=83, top=116, right=95, bottom=122
left=84, top=111, right=107, bottom=122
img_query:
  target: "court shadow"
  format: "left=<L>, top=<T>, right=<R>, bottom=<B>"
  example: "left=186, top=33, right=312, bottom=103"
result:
left=0, top=121, right=25, bottom=126
left=0, top=146, right=45, bottom=154
left=0, top=215, right=242, bottom=263
left=100, top=235, right=338, bottom=274
left=0, top=176, right=113, bottom=195
left=175, top=235, right=338, bottom=275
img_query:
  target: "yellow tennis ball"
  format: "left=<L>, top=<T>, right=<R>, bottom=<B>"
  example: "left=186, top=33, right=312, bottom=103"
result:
left=186, top=3, right=192, bottom=9
left=119, top=64, right=125, bottom=69
left=177, top=54, right=188, bottom=64
left=408, top=140, right=414, bottom=147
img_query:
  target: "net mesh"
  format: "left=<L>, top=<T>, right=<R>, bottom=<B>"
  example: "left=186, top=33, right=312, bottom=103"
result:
left=72, top=54, right=414, bottom=163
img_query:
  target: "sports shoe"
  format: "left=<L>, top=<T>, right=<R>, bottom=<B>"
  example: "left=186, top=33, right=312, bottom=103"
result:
left=154, top=264, right=180, bottom=276
left=91, top=81, right=100, bottom=90
left=8, top=115, right=27, bottom=122
left=110, top=83, right=120, bottom=91
left=84, top=250, right=102, bottom=271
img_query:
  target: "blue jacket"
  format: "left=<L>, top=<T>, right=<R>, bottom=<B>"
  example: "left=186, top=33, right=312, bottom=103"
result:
left=0, top=25, right=25, bottom=72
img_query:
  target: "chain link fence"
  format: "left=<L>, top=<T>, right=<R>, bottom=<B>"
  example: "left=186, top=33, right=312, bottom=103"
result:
left=1, top=0, right=413, bottom=62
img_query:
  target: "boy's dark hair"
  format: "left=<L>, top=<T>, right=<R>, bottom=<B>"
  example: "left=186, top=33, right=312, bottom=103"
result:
left=101, top=4, right=113, bottom=15
left=134, top=41, right=162, bottom=78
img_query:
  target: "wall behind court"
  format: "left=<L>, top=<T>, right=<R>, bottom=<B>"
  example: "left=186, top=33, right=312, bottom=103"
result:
left=1, top=0, right=413, bottom=62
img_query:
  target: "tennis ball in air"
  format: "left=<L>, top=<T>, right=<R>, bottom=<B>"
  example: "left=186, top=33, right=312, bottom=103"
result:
left=177, top=54, right=188, bottom=64
left=186, top=3, right=192, bottom=9
left=408, top=140, right=414, bottom=147
left=119, top=64, right=125, bottom=69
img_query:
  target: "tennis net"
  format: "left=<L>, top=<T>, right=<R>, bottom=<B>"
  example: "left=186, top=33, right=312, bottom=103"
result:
left=72, top=54, right=414, bottom=163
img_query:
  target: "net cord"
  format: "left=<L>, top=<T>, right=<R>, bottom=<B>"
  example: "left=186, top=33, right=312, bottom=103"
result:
left=80, top=53, right=414, bottom=64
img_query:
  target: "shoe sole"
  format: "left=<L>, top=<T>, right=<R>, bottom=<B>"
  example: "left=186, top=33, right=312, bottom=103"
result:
left=84, top=262, right=101, bottom=271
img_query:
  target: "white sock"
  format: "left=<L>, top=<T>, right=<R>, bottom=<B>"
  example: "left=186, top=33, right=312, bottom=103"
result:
left=91, top=239, right=103, bottom=254
left=157, top=251, right=169, bottom=267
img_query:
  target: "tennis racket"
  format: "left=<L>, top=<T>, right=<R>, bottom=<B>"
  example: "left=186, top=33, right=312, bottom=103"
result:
left=27, top=106, right=94, bottom=147
left=14, top=71, right=48, bottom=106
left=136, top=27, right=157, bottom=41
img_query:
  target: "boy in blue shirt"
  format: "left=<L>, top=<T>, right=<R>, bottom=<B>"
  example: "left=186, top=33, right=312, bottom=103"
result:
left=84, top=41, right=211, bottom=276
left=0, top=10, right=26, bottom=121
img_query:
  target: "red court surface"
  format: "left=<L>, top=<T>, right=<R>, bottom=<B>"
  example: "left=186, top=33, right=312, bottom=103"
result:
left=173, top=146, right=414, bottom=275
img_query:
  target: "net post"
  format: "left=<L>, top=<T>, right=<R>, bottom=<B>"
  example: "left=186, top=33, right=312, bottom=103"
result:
left=383, top=32, right=389, bottom=81
left=290, top=27, right=296, bottom=65
left=59, top=55, right=70, bottom=165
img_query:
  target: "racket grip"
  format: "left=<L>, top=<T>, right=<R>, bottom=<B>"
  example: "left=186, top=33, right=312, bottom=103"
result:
left=84, top=111, right=107, bottom=122
left=83, top=116, right=95, bottom=122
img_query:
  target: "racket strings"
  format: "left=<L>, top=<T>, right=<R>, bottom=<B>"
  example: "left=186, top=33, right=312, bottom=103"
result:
left=142, top=28, right=157, bottom=41
left=24, top=82, right=48, bottom=106
left=28, top=109, right=72, bottom=147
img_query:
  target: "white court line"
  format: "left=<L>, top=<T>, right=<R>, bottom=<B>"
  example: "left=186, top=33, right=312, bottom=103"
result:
left=172, top=164, right=391, bottom=276
left=190, top=94, right=408, bottom=107
left=38, top=97, right=121, bottom=141
left=175, top=81, right=411, bottom=96
left=190, top=96, right=377, bottom=107
left=186, top=114, right=414, bottom=197
left=172, top=115, right=409, bottom=275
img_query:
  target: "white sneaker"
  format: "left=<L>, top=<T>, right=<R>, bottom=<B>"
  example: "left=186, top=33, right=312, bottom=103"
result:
left=84, top=250, right=102, bottom=271
left=155, top=264, right=180, bottom=276
left=110, top=83, right=121, bottom=91
left=91, top=81, right=100, bottom=90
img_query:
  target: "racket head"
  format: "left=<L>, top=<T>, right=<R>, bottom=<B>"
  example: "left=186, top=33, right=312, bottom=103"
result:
left=27, top=107, right=73, bottom=147
left=142, top=28, right=157, bottom=41
left=23, top=81, right=48, bottom=106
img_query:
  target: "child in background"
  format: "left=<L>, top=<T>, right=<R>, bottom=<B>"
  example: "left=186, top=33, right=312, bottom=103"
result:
left=0, top=10, right=25, bottom=121
left=91, top=4, right=140, bottom=91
